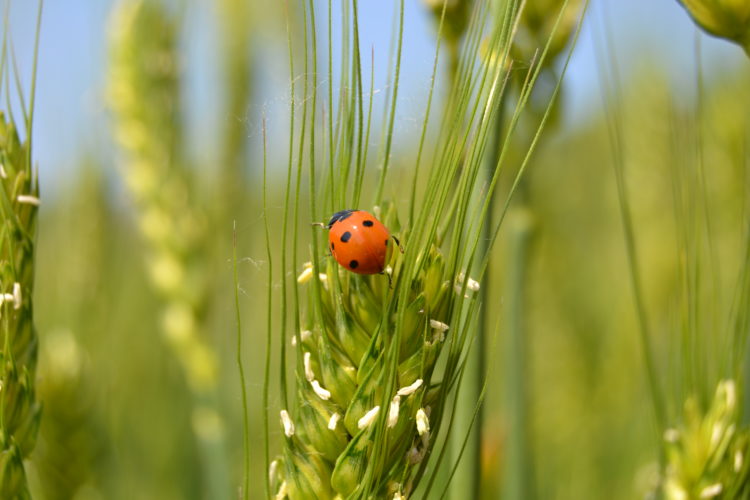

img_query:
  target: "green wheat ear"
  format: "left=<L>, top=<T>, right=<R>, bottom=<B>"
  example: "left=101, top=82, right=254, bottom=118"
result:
left=661, top=380, right=750, bottom=499
left=273, top=205, right=461, bottom=499
left=265, top=0, right=586, bottom=495
left=0, top=110, right=42, bottom=496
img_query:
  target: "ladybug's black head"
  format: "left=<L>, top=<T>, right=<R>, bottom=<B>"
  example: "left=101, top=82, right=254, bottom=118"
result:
left=326, top=209, right=357, bottom=228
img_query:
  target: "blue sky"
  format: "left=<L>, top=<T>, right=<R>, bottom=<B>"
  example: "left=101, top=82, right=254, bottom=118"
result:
left=6, top=0, right=747, bottom=187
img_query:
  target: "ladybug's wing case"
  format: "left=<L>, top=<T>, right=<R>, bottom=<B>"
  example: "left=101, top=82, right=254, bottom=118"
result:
left=328, top=211, right=390, bottom=275
left=347, top=229, right=388, bottom=274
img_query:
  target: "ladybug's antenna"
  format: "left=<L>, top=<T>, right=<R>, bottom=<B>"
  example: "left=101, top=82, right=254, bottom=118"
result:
left=311, top=222, right=326, bottom=229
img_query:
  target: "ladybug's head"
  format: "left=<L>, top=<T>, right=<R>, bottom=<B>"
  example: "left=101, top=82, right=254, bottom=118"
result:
left=326, top=209, right=357, bottom=228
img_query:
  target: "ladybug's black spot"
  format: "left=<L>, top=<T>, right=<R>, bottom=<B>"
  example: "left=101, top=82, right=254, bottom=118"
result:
left=340, top=231, right=352, bottom=243
left=349, top=259, right=359, bottom=269
left=362, top=220, right=374, bottom=227
left=326, top=209, right=357, bottom=228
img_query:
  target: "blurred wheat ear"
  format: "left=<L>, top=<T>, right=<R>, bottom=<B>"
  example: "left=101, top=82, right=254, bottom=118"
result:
left=662, top=380, right=750, bottom=499
left=106, top=1, right=230, bottom=497
left=0, top=2, right=43, bottom=497
left=676, top=0, right=750, bottom=55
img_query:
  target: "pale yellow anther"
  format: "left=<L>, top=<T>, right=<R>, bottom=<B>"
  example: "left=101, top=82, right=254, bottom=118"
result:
left=12, top=283, right=21, bottom=310
left=328, top=412, right=341, bottom=430
left=429, top=319, right=449, bottom=332
left=416, top=408, right=430, bottom=436
left=297, top=266, right=314, bottom=284
left=303, top=352, right=314, bottom=381
left=455, top=272, right=480, bottom=294
left=466, top=277, right=480, bottom=291
left=16, top=194, right=41, bottom=206
left=280, top=410, right=295, bottom=437
left=311, top=380, right=331, bottom=400
left=358, top=406, right=380, bottom=429
left=699, top=483, right=723, bottom=498
left=388, top=396, right=400, bottom=428
left=397, top=379, right=423, bottom=397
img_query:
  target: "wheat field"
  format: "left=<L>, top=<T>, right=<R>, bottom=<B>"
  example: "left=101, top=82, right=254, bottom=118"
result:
left=0, top=0, right=749, bottom=499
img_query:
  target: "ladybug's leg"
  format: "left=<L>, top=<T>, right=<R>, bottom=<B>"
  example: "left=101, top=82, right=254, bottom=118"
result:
left=382, top=270, right=393, bottom=289
left=391, top=235, right=404, bottom=253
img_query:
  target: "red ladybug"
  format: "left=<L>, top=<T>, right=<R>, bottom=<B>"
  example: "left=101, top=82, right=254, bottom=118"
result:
left=325, top=209, right=400, bottom=275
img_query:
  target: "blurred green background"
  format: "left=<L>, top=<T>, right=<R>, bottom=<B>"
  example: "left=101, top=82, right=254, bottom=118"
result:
left=5, top=0, right=749, bottom=498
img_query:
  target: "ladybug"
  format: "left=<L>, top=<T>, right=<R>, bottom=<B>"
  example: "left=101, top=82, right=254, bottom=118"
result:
left=324, top=209, right=401, bottom=275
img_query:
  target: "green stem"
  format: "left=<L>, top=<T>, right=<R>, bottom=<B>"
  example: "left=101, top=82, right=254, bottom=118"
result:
left=196, top=400, right=232, bottom=500
left=260, top=118, right=273, bottom=498
left=502, top=209, right=535, bottom=500
left=233, top=221, right=250, bottom=500
left=449, top=323, right=482, bottom=499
